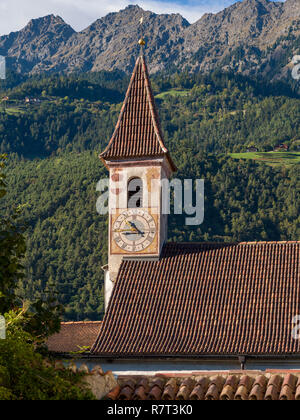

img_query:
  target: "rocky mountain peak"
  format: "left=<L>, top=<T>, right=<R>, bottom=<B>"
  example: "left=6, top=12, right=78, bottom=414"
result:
left=24, top=14, right=74, bottom=35
left=0, top=0, right=299, bottom=79
left=284, top=0, right=300, bottom=17
left=285, top=0, right=300, bottom=5
left=0, top=14, right=75, bottom=73
left=124, top=4, right=143, bottom=11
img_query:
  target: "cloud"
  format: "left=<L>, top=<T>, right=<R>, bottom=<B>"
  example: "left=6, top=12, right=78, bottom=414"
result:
left=0, top=0, right=283, bottom=36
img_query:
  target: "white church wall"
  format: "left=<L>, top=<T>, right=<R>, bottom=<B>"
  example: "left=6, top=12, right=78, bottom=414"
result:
left=104, top=269, right=114, bottom=312
left=72, top=359, right=300, bottom=376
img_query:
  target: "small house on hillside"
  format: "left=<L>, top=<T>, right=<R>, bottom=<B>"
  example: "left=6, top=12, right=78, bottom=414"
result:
left=246, top=146, right=258, bottom=153
left=274, top=144, right=289, bottom=152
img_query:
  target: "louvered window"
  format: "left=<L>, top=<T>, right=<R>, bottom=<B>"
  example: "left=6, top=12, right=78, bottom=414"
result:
left=128, top=178, right=143, bottom=208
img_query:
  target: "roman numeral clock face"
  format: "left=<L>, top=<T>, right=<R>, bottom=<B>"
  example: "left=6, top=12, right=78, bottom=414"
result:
left=112, top=209, right=157, bottom=253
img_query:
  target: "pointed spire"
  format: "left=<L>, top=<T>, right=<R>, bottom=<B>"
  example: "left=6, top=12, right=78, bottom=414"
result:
left=100, top=55, right=176, bottom=172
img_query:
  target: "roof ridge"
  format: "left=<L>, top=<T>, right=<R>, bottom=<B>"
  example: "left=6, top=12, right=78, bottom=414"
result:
left=139, top=55, right=168, bottom=155
left=239, top=241, right=300, bottom=245
left=111, top=370, right=300, bottom=400
left=166, top=241, right=300, bottom=246
left=61, top=321, right=103, bottom=325
left=166, top=242, right=237, bottom=245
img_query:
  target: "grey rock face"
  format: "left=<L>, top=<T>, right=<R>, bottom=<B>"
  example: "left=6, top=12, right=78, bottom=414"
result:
left=0, top=1, right=299, bottom=77
left=0, top=14, right=75, bottom=73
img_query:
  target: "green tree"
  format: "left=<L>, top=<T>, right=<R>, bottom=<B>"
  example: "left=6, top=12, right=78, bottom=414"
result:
left=0, top=154, right=26, bottom=314
left=0, top=154, right=61, bottom=339
left=0, top=155, right=94, bottom=400
left=0, top=310, right=94, bottom=400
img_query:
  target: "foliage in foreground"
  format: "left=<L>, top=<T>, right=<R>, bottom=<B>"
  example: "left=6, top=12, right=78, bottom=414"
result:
left=0, top=311, right=94, bottom=400
left=0, top=154, right=94, bottom=400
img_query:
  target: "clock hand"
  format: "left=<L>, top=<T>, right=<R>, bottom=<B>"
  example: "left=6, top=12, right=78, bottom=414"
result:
left=114, top=229, right=137, bottom=233
left=115, top=229, right=155, bottom=233
left=126, top=220, right=139, bottom=230
left=115, top=220, right=156, bottom=235
left=123, top=221, right=138, bottom=233
left=130, top=222, right=145, bottom=236
left=128, top=220, right=147, bottom=234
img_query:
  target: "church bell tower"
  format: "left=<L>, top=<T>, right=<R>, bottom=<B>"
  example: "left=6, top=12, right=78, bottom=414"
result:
left=100, top=48, right=176, bottom=306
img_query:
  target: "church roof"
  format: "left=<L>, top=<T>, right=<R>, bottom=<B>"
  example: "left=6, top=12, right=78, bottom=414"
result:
left=91, top=241, right=300, bottom=357
left=47, top=321, right=102, bottom=354
left=100, top=54, right=176, bottom=172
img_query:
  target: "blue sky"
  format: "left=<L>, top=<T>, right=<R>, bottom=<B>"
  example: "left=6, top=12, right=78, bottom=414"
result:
left=0, top=0, right=285, bottom=36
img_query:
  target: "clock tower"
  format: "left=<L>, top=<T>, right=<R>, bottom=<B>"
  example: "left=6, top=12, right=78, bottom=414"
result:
left=100, top=51, right=176, bottom=306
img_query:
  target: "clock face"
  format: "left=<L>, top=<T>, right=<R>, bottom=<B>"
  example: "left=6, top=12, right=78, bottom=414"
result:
left=112, top=209, right=157, bottom=253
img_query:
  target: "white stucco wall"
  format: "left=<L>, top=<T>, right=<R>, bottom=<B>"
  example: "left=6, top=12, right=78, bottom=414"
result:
left=104, top=270, right=114, bottom=312
left=73, top=359, right=300, bottom=376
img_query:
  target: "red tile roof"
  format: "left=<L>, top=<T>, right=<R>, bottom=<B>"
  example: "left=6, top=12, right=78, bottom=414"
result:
left=47, top=321, right=102, bottom=354
left=92, top=242, right=300, bottom=356
left=100, top=54, right=176, bottom=171
left=106, top=371, right=300, bottom=400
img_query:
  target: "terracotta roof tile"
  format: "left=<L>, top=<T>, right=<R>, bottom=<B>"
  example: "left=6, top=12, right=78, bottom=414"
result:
left=148, top=377, right=165, bottom=400
left=119, top=386, right=134, bottom=400
left=134, top=378, right=150, bottom=400
left=92, top=242, right=300, bottom=356
left=106, top=385, right=121, bottom=401
left=295, top=378, right=300, bottom=400
left=205, top=375, right=225, bottom=400
left=265, top=374, right=282, bottom=400
left=47, top=321, right=102, bottom=353
left=220, top=375, right=239, bottom=400
left=177, top=378, right=194, bottom=400
left=118, top=379, right=136, bottom=400
left=279, top=373, right=297, bottom=400
left=235, top=374, right=254, bottom=400
left=249, top=375, right=268, bottom=400
left=109, top=371, right=300, bottom=400
left=190, top=377, right=209, bottom=400
left=162, top=378, right=178, bottom=400
left=100, top=55, right=176, bottom=171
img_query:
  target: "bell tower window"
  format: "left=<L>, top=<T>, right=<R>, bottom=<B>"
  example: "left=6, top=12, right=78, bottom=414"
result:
left=128, top=177, right=143, bottom=208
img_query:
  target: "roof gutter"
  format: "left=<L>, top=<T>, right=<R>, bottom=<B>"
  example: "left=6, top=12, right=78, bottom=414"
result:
left=51, top=352, right=300, bottom=363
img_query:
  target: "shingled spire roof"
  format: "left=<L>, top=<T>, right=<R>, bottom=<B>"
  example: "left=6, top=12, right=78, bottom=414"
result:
left=100, top=54, right=176, bottom=171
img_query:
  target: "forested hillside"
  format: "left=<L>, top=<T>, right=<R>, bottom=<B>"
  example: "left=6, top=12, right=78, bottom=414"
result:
left=2, top=152, right=299, bottom=320
left=1, top=71, right=300, bottom=157
left=0, top=70, right=299, bottom=320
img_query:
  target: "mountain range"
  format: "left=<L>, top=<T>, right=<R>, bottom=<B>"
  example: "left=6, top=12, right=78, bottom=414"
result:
left=0, top=0, right=300, bottom=79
